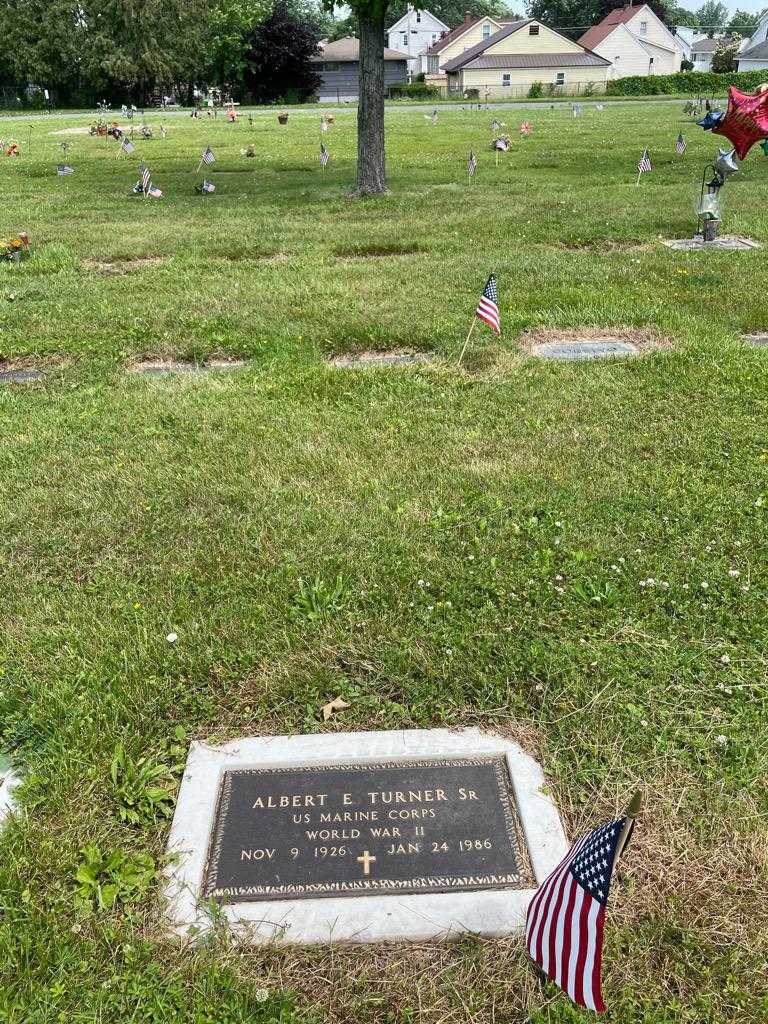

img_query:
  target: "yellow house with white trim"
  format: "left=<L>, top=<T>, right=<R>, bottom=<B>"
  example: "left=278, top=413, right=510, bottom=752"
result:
left=442, top=20, right=612, bottom=98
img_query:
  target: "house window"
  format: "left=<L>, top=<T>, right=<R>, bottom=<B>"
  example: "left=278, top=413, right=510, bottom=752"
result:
left=428, top=55, right=439, bottom=72
left=502, top=73, right=511, bottom=86
left=432, top=33, right=437, bottom=41
left=640, top=20, right=647, bottom=34
left=401, top=32, right=408, bottom=46
left=482, top=23, right=491, bottom=38
left=529, top=24, right=540, bottom=35
left=416, top=11, right=421, bottom=21
left=555, top=72, right=565, bottom=85
left=323, top=62, right=339, bottom=71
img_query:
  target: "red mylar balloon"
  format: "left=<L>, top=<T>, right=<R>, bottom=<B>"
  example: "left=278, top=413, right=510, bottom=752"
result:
left=712, top=86, right=768, bottom=160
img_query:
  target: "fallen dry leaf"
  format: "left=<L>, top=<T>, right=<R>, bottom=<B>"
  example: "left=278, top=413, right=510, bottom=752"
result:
left=321, top=696, right=351, bottom=722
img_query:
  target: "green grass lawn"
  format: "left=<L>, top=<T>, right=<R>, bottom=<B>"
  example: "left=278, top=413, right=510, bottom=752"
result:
left=1, top=103, right=767, bottom=1024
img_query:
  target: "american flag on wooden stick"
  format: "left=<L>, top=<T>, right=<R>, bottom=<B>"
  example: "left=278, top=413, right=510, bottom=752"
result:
left=637, top=148, right=652, bottom=174
left=120, top=136, right=135, bottom=155
left=140, top=163, right=151, bottom=194
left=320, top=141, right=329, bottom=167
left=468, top=149, right=477, bottom=177
left=201, top=146, right=216, bottom=165
left=476, top=273, right=500, bottom=335
left=525, top=813, right=634, bottom=1013
left=676, top=133, right=686, bottom=155
left=56, top=164, right=74, bottom=176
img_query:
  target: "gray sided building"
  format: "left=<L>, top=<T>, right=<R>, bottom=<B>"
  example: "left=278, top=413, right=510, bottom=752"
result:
left=311, top=37, right=409, bottom=102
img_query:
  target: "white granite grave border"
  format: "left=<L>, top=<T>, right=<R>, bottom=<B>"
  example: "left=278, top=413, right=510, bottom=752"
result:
left=162, top=728, right=568, bottom=946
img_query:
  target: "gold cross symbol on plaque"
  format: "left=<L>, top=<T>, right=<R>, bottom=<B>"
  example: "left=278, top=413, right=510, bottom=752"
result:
left=356, top=850, right=376, bottom=876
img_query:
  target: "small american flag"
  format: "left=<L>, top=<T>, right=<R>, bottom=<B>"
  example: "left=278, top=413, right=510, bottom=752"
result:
left=320, top=142, right=329, bottom=167
left=201, top=146, right=215, bottom=165
left=519, top=121, right=532, bottom=135
left=676, top=133, right=686, bottom=155
left=468, top=149, right=477, bottom=177
left=320, top=116, right=329, bottom=132
left=120, top=136, right=135, bottom=155
left=56, top=164, right=74, bottom=175
left=431, top=109, right=438, bottom=125
left=494, top=138, right=509, bottom=151
left=526, top=816, right=631, bottom=1013
left=140, top=163, right=151, bottom=193
left=476, top=273, right=500, bottom=335
left=490, top=118, right=500, bottom=133
left=637, top=148, right=652, bottom=174
left=202, top=179, right=215, bottom=193
left=147, top=184, right=163, bottom=198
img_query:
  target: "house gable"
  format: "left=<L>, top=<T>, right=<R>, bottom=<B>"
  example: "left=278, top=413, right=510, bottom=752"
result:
left=484, top=21, right=587, bottom=57
left=388, top=9, right=449, bottom=36
left=623, top=5, right=679, bottom=55
left=428, top=16, right=507, bottom=67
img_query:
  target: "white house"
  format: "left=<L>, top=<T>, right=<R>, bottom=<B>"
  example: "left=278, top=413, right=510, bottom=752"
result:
left=579, top=4, right=683, bottom=79
left=387, top=6, right=450, bottom=79
left=738, top=13, right=768, bottom=71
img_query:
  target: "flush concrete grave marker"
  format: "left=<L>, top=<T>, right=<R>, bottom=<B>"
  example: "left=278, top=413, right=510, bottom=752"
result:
left=163, top=728, right=567, bottom=945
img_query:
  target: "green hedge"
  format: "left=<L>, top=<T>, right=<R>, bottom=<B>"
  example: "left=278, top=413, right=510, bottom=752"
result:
left=388, top=82, right=440, bottom=99
left=606, top=69, right=768, bottom=96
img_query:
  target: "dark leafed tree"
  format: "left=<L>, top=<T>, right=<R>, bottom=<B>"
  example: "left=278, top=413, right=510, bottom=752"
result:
left=241, top=1, right=321, bottom=102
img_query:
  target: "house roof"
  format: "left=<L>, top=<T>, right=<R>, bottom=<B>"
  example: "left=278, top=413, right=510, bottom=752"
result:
left=311, top=37, right=409, bottom=63
left=691, top=37, right=719, bottom=52
left=579, top=4, right=650, bottom=50
left=425, top=15, right=517, bottom=55
left=442, top=20, right=531, bottom=71
left=740, top=39, right=768, bottom=59
left=456, top=52, right=611, bottom=71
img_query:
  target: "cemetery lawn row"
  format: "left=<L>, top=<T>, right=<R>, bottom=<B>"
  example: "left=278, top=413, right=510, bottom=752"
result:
left=0, top=105, right=766, bottom=1023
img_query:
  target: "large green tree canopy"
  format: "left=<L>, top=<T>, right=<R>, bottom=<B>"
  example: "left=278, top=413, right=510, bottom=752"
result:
left=0, top=0, right=274, bottom=102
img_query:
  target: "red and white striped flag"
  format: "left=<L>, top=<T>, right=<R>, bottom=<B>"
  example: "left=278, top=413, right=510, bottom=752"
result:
left=475, top=273, right=500, bottom=335
left=525, top=815, right=632, bottom=1013
left=637, top=148, right=652, bottom=174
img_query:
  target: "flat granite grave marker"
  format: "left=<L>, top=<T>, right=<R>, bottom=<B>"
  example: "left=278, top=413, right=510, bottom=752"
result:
left=329, top=351, right=429, bottom=369
left=743, top=333, right=768, bottom=347
left=163, top=729, right=567, bottom=945
left=533, top=339, right=637, bottom=362
left=0, top=369, right=45, bottom=384
left=662, top=235, right=761, bottom=252
left=129, top=359, right=245, bottom=377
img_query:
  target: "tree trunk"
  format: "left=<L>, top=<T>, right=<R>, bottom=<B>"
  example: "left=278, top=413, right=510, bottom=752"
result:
left=356, top=7, right=388, bottom=195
